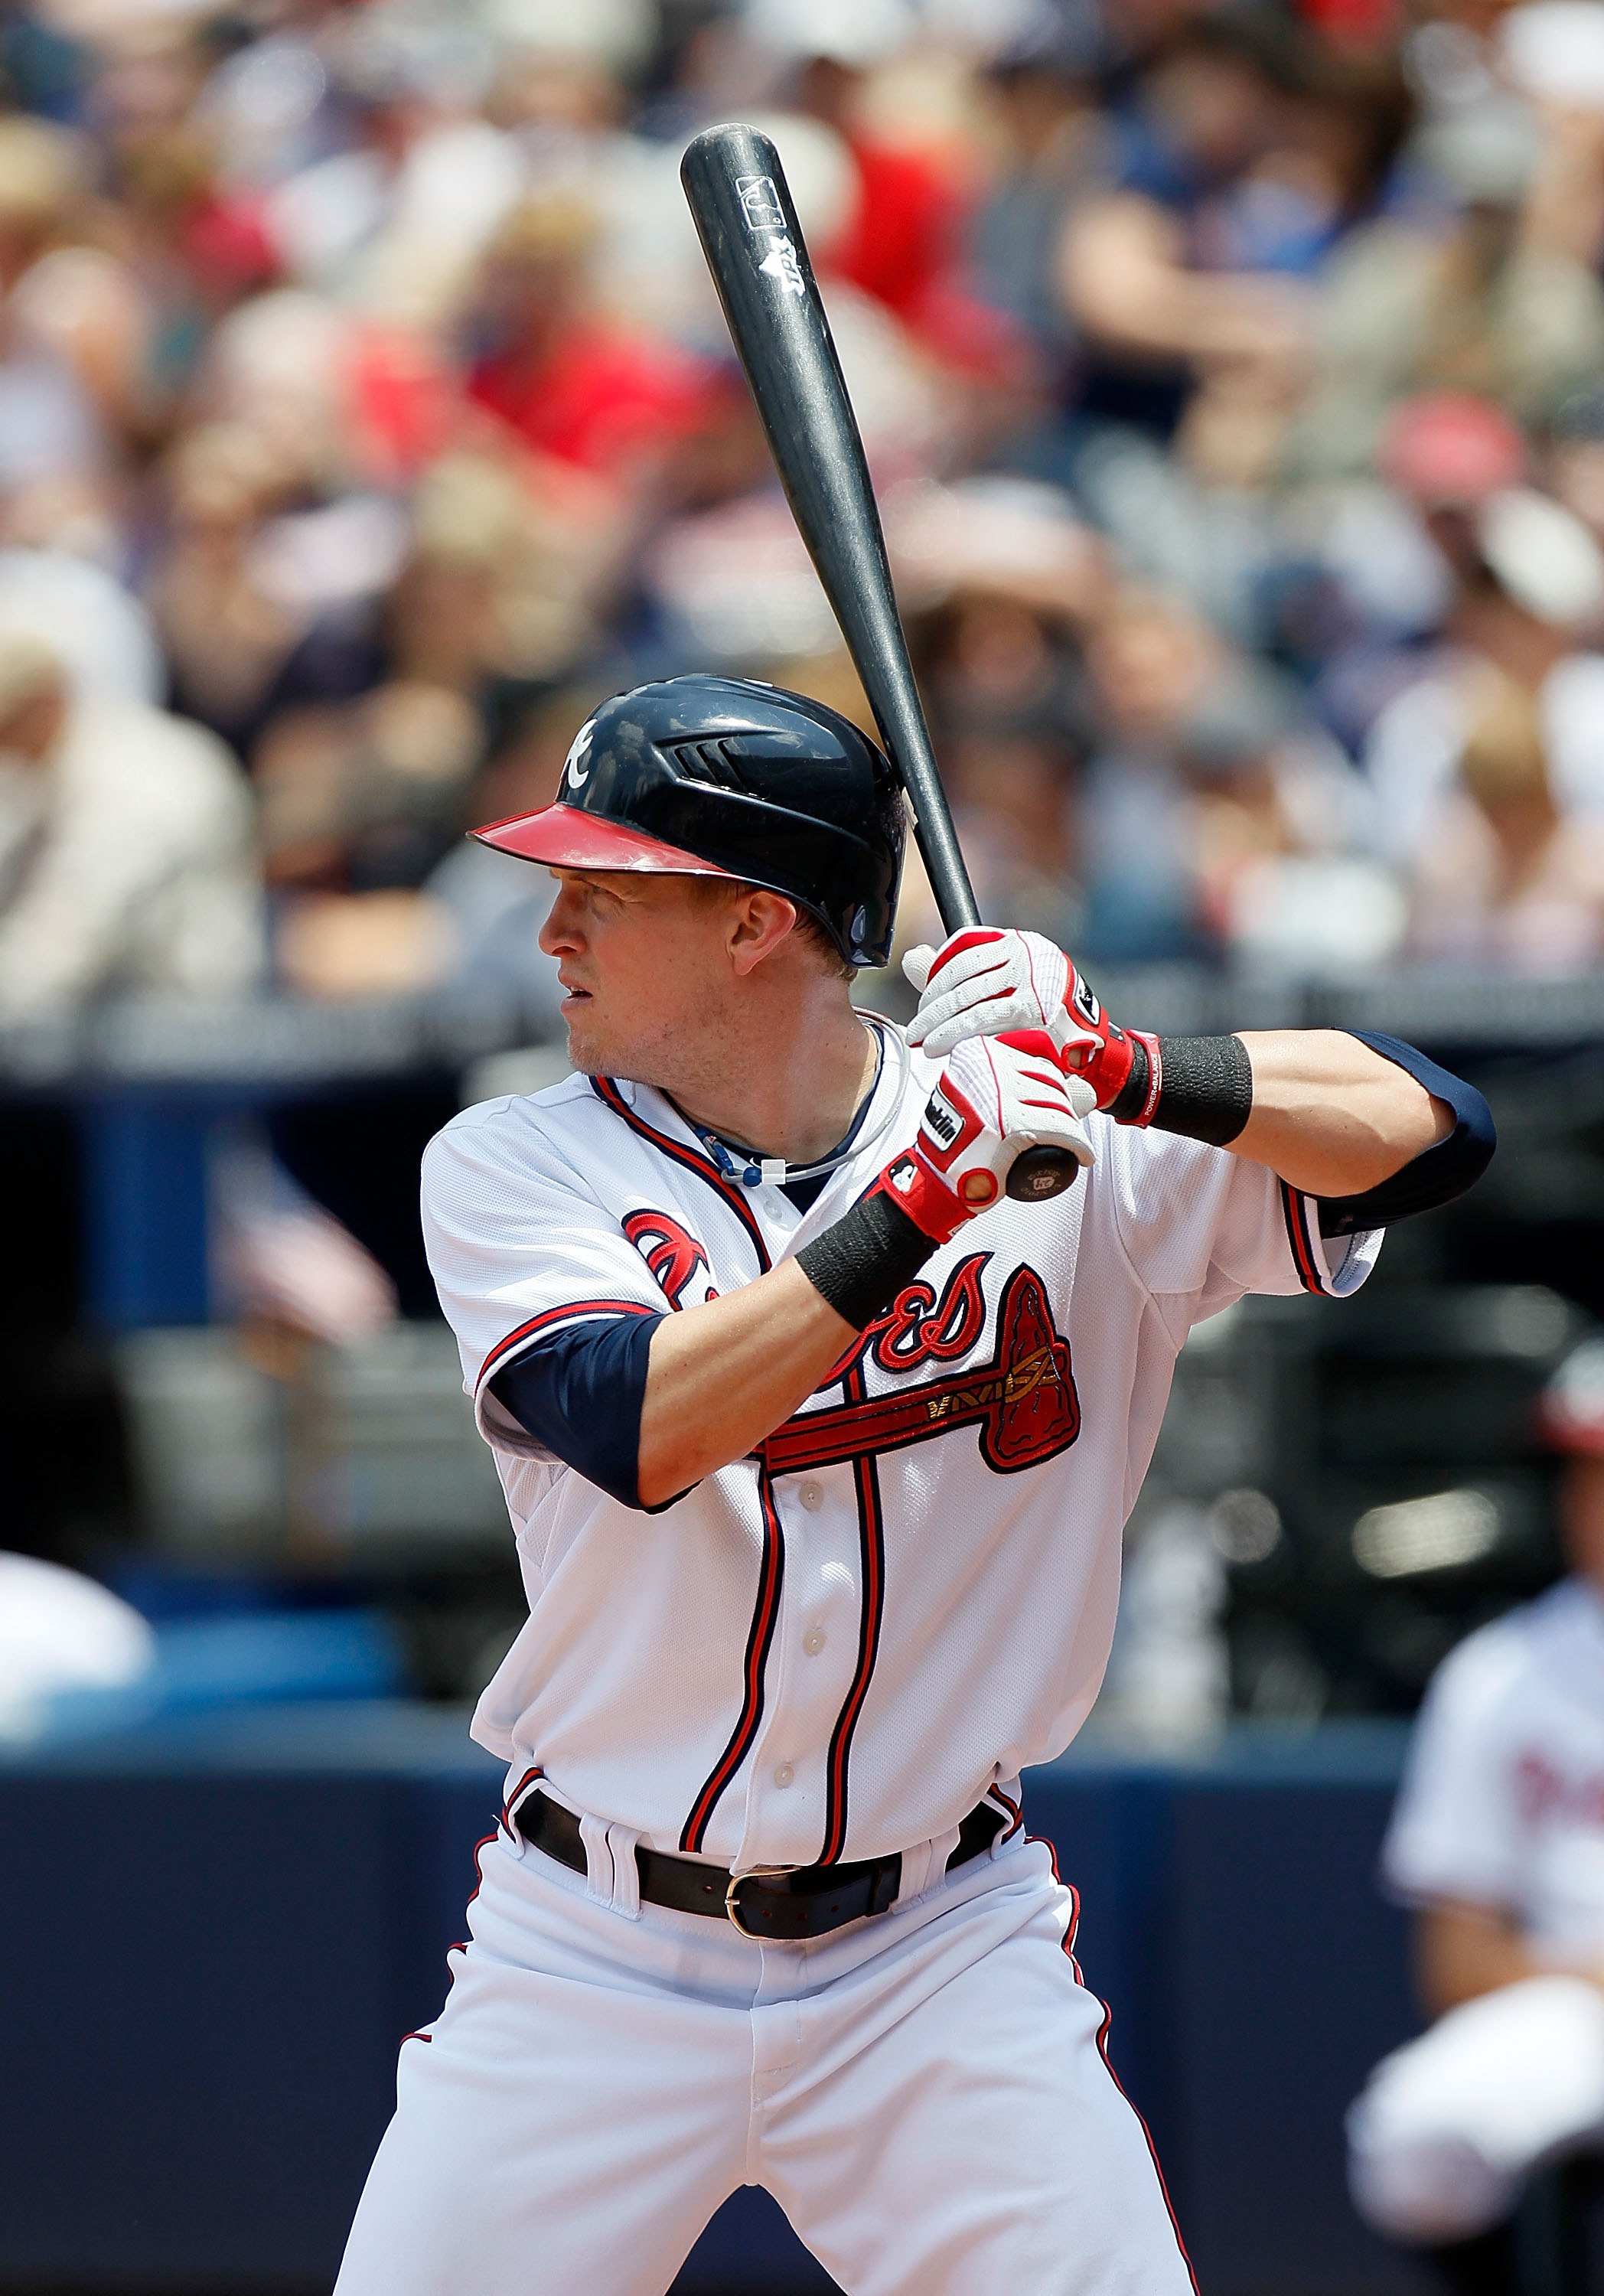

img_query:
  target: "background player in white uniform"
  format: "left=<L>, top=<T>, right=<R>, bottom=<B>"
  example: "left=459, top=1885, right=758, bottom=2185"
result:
left=1348, top=1340, right=1604, bottom=2291
left=334, top=675, right=1494, bottom=2296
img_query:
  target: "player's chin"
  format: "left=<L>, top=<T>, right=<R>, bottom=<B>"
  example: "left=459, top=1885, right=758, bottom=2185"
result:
left=560, top=1009, right=611, bottom=1076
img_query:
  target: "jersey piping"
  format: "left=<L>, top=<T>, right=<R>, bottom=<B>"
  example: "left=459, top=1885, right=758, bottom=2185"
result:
left=818, top=1366, right=888, bottom=1866
left=1280, top=1182, right=1330, bottom=1296
left=680, top=1468, right=787, bottom=1854
left=592, top=1075, right=772, bottom=1273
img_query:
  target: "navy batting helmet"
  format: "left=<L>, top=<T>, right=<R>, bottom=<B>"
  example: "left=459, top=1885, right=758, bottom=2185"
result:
left=473, top=675, right=905, bottom=967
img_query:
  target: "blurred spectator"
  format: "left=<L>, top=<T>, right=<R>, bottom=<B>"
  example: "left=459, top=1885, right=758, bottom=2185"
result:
left=146, top=420, right=308, bottom=752
left=253, top=439, right=623, bottom=1004
left=0, top=545, right=162, bottom=700
left=1363, top=484, right=1604, bottom=882
left=1409, top=668, right=1604, bottom=970
left=0, top=113, right=109, bottom=493
left=0, top=631, right=262, bottom=1022
left=465, top=192, right=716, bottom=484
left=1346, top=1338, right=1604, bottom=2289
left=1057, top=13, right=1383, bottom=448
left=968, top=5, right=1105, bottom=381
left=1289, top=93, right=1604, bottom=480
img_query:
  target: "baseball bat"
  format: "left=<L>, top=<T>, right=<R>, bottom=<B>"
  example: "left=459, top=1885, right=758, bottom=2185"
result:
left=681, top=122, right=1079, bottom=1199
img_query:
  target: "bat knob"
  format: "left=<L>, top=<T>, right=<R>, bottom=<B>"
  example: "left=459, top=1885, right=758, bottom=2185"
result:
left=1005, top=1146, right=1081, bottom=1202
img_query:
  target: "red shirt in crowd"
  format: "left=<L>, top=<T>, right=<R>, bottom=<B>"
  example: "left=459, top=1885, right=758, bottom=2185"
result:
left=468, top=326, right=715, bottom=476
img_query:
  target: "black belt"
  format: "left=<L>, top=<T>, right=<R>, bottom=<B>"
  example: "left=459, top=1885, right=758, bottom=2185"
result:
left=515, top=1791, right=1007, bottom=1942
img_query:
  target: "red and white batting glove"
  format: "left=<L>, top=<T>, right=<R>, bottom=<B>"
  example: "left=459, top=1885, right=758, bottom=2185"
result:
left=869, top=1029, right=1096, bottom=1245
left=903, top=927, right=1159, bottom=1118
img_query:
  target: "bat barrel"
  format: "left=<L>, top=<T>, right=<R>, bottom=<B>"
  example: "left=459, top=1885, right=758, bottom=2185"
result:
left=680, top=123, right=980, bottom=938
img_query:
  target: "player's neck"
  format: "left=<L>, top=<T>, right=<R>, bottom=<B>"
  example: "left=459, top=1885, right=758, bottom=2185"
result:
left=665, top=991, right=879, bottom=1166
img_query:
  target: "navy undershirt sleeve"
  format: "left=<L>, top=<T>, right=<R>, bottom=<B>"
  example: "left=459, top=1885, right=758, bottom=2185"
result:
left=489, top=1313, right=664, bottom=1509
left=1314, top=1032, right=1495, bottom=1238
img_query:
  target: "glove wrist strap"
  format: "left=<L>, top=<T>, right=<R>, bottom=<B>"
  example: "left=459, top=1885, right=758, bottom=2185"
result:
left=1107, top=1032, right=1162, bottom=1126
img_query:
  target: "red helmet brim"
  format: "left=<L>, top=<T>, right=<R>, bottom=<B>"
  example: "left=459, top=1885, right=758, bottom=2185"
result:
left=472, top=804, right=733, bottom=878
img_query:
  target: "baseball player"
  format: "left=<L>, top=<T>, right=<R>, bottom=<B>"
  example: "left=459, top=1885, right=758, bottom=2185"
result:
left=1347, top=1340, right=1604, bottom=2294
left=334, top=675, right=1494, bottom=2296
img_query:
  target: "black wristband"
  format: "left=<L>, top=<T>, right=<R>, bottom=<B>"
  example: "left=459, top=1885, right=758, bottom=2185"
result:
left=1149, top=1033, right=1254, bottom=1146
left=796, top=1189, right=939, bottom=1330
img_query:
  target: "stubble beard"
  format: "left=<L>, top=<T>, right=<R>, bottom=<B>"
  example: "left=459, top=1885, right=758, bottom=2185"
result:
left=562, top=1003, right=706, bottom=1094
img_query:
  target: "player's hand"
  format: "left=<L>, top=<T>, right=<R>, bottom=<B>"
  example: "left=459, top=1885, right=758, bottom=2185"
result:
left=903, top=927, right=1154, bottom=1114
left=870, top=1029, right=1096, bottom=1245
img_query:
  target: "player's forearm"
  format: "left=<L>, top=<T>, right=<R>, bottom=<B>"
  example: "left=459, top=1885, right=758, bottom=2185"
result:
left=1230, top=1031, right=1452, bottom=1199
left=637, top=1263, right=856, bottom=1507
left=1416, top=1903, right=1548, bottom=2017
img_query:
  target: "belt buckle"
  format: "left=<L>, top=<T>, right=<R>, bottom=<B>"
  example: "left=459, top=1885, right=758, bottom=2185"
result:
left=724, top=1864, right=798, bottom=1940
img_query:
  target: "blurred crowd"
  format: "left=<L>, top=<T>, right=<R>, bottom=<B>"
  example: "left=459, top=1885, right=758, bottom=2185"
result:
left=6, top=0, right=1604, bottom=1017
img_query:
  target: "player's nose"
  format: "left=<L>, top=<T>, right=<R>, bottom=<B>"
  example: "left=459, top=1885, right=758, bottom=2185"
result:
left=539, top=885, right=585, bottom=956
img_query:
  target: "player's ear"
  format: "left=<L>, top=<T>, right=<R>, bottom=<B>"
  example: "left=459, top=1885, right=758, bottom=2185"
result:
left=728, top=889, right=801, bottom=977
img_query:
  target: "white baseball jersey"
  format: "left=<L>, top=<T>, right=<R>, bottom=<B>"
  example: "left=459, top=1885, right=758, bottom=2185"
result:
left=422, top=1028, right=1381, bottom=1871
left=1381, top=1576, right=1604, bottom=1960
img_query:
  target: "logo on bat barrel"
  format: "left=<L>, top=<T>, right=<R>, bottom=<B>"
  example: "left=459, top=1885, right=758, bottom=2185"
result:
left=758, top=237, right=806, bottom=298
left=735, top=174, right=785, bottom=232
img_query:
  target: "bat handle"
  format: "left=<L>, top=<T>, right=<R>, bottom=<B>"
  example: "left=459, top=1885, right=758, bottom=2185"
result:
left=917, top=799, right=981, bottom=939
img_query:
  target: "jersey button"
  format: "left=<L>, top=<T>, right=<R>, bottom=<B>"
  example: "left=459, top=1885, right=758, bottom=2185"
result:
left=799, top=1480, right=823, bottom=1511
left=803, top=1629, right=826, bottom=1655
left=774, top=1763, right=794, bottom=1789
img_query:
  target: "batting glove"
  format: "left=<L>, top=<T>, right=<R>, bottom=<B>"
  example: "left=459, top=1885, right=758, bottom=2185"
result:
left=903, top=927, right=1159, bottom=1117
left=870, top=1029, right=1097, bottom=1245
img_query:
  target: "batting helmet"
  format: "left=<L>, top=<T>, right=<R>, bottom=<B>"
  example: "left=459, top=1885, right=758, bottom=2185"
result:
left=473, top=675, right=905, bottom=967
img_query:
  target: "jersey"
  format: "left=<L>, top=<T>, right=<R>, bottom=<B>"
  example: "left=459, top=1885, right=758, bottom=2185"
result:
left=421, top=1028, right=1381, bottom=1871
left=1381, top=1577, right=1604, bottom=1961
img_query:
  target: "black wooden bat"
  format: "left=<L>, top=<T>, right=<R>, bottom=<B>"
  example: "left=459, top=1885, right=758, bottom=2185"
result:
left=680, top=121, right=1079, bottom=1198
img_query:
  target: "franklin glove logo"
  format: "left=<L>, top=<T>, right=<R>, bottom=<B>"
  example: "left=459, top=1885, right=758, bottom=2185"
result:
left=923, top=1090, right=963, bottom=1150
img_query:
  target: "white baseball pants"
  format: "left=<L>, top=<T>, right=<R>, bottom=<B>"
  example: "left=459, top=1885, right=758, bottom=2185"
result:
left=334, top=1812, right=1196, bottom=2296
left=1347, top=1975, right=1604, bottom=2243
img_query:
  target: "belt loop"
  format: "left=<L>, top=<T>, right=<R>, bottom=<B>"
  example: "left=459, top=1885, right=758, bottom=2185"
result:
left=604, top=1821, right=642, bottom=1921
left=930, top=1824, right=963, bottom=1890
left=578, top=1810, right=614, bottom=1905
left=895, top=1837, right=934, bottom=1906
